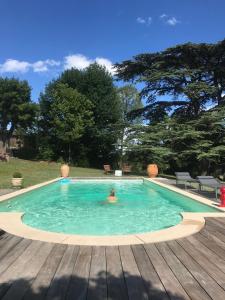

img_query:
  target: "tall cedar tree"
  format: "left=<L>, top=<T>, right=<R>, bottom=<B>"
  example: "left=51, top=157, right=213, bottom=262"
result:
left=115, top=39, right=225, bottom=122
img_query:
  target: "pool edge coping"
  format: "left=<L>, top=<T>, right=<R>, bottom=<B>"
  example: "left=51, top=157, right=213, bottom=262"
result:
left=147, top=178, right=224, bottom=211
left=0, top=177, right=61, bottom=202
left=0, top=177, right=224, bottom=246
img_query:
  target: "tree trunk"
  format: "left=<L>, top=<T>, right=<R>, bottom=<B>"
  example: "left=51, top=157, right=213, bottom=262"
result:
left=200, top=159, right=209, bottom=175
left=1, top=131, right=8, bottom=152
left=68, top=143, right=71, bottom=164
left=119, top=127, right=126, bottom=168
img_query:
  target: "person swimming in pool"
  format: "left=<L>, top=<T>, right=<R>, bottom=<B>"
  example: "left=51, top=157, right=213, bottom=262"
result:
left=107, top=188, right=117, bottom=203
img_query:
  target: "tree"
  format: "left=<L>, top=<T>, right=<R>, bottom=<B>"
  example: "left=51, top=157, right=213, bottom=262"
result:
left=125, top=107, right=225, bottom=176
left=0, top=77, right=36, bottom=150
left=60, top=64, right=121, bottom=128
left=116, top=85, right=143, bottom=165
left=124, top=121, right=173, bottom=173
left=59, top=64, right=122, bottom=167
left=39, top=82, right=93, bottom=162
left=115, top=39, right=225, bottom=121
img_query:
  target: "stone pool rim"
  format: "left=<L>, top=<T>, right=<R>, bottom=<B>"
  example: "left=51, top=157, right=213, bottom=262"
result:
left=0, top=177, right=224, bottom=246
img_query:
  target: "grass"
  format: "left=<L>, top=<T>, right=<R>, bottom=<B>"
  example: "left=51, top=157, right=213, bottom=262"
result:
left=0, top=158, right=105, bottom=188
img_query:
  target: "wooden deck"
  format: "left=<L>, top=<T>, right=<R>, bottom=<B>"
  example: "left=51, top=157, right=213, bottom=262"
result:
left=0, top=218, right=225, bottom=299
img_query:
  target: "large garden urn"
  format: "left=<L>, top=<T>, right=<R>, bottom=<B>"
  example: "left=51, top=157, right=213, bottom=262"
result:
left=147, top=164, right=158, bottom=178
left=60, top=164, right=70, bottom=177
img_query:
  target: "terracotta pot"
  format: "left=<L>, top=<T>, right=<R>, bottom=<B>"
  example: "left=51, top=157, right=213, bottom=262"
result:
left=147, top=164, right=158, bottom=178
left=61, top=164, right=70, bottom=177
left=11, top=178, right=23, bottom=188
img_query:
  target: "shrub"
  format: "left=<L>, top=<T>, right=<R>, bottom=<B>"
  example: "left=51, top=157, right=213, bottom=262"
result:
left=13, top=172, right=23, bottom=178
left=57, top=157, right=65, bottom=164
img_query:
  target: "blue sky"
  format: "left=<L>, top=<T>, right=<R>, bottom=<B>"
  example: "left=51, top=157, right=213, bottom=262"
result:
left=0, top=0, right=225, bottom=101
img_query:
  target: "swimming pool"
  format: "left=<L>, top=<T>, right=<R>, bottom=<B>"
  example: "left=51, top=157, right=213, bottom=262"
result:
left=0, top=179, right=220, bottom=236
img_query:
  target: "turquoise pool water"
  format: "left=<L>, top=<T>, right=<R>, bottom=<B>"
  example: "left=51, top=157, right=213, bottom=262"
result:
left=0, top=179, right=220, bottom=235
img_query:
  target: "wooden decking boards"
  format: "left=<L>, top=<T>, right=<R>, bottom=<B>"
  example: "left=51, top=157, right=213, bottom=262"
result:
left=0, top=218, right=225, bottom=299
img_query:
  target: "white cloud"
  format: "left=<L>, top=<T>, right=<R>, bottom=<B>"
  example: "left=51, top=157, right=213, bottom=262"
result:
left=64, top=54, right=115, bottom=74
left=0, top=58, right=60, bottom=73
left=159, top=14, right=180, bottom=26
left=166, top=17, right=179, bottom=26
left=32, top=61, right=48, bottom=72
left=0, top=55, right=114, bottom=75
left=147, top=17, right=152, bottom=25
left=136, top=16, right=152, bottom=25
left=136, top=17, right=146, bottom=24
left=160, top=14, right=167, bottom=19
left=95, top=57, right=115, bottom=74
left=0, top=59, right=30, bottom=73
left=32, top=59, right=60, bottom=72
left=64, top=54, right=92, bottom=70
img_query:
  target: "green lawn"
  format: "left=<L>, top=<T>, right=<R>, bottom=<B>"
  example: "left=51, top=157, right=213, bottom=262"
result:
left=0, top=158, right=105, bottom=188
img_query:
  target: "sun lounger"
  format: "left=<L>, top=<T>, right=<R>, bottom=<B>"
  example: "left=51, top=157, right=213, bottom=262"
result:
left=122, top=165, right=132, bottom=174
left=175, top=172, right=197, bottom=189
left=197, top=176, right=223, bottom=200
left=103, top=165, right=113, bottom=175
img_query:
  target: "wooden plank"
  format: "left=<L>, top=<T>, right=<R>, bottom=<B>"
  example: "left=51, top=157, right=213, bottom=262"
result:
left=206, top=218, right=225, bottom=231
left=0, top=240, right=44, bottom=298
left=0, top=238, right=31, bottom=276
left=186, top=234, right=225, bottom=274
left=0, top=233, right=12, bottom=242
left=205, top=220, right=225, bottom=234
left=211, top=217, right=225, bottom=225
left=168, top=240, right=225, bottom=300
left=144, top=244, right=190, bottom=300
left=66, top=246, right=92, bottom=300
left=0, top=235, right=22, bottom=261
left=2, top=241, right=54, bottom=300
left=119, top=245, right=149, bottom=300
left=195, top=232, right=225, bottom=260
left=204, top=223, right=225, bottom=244
left=46, top=245, right=78, bottom=300
left=132, top=244, right=169, bottom=300
left=203, top=221, right=225, bottom=234
left=177, top=238, right=225, bottom=287
left=87, top=246, right=107, bottom=300
left=0, top=230, right=6, bottom=238
left=106, top=246, right=128, bottom=300
left=156, top=242, right=211, bottom=300
left=23, top=243, right=67, bottom=300
left=200, top=227, right=225, bottom=251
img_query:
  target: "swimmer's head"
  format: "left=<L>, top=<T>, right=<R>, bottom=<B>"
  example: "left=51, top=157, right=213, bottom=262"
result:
left=110, top=189, right=115, bottom=196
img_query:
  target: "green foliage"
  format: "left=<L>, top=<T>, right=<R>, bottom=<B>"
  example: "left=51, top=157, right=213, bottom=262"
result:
left=0, top=77, right=37, bottom=148
left=60, top=63, right=121, bottom=128
left=117, top=85, right=143, bottom=124
left=49, top=82, right=93, bottom=142
left=125, top=106, right=225, bottom=175
left=116, top=39, right=225, bottom=121
left=38, top=64, right=121, bottom=166
left=12, top=172, right=22, bottom=178
left=125, top=121, right=174, bottom=172
left=115, top=39, right=225, bottom=175
left=57, top=157, right=65, bottom=164
left=115, top=85, right=143, bottom=165
left=58, top=64, right=122, bottom=166
left=38, top=145, right=55, bottom=161
left=39, top=81, right=93, bottom=162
